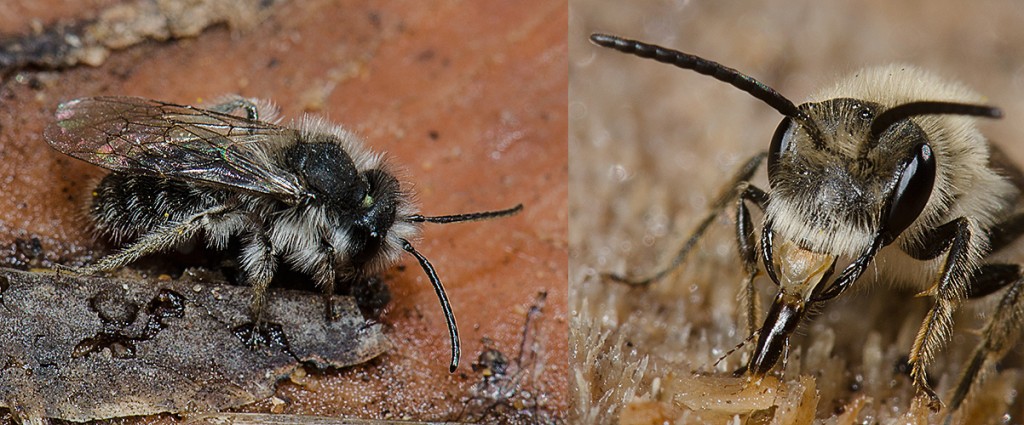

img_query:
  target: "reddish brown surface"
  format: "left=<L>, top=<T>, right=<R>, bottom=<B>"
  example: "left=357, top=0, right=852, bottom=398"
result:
left=0, top=0, right=566, bottom=421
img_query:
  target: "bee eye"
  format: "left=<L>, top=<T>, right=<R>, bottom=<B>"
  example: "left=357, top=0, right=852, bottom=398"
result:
left=767, top=117, right=794, bottom=184
left=882, top=143, right=935, bottom=242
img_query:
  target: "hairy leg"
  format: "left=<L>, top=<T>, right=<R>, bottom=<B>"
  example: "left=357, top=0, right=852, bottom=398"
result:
left=908, top=217, right=978, bottom=410
left=71, top=204, right=231, bottom=275
left=239, top=222, right=278, bottom=322
left=946, top=264, right=1024, bottom=415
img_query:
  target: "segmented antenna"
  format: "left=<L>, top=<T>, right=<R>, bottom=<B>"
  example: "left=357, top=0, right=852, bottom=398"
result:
left=589, top=33, right=831, bottom=147
left=398, top=203, right=522, bottom=373
left=402, top=239, right=461, bottom=373
left=589, top=33, right=804, bottom=120
left=870, top=101, right=1003, bottom=140
left=409, top=204, right=523, bottom=224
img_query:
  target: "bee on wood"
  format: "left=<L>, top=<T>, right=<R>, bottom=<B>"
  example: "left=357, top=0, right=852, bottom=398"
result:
left=591, top=33, right=1024, bottom=412
left=44, top=96, right=522, bottom=372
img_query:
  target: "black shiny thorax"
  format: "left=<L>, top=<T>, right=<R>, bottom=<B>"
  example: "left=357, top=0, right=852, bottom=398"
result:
left=283, top=140, right=365, bottom=212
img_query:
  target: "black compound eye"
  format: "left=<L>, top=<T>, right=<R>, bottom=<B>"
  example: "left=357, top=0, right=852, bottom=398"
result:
left=882, top=143, right=935, bottom=242
left=767, top=117, right=794, bottom=184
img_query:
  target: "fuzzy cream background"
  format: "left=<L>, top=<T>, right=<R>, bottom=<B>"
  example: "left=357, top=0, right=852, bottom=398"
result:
left=569, top=0, right=1024, bottom=423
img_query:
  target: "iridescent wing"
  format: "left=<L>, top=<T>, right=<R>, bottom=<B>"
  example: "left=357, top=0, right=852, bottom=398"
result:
left=44, top=96, right=311, bottom=204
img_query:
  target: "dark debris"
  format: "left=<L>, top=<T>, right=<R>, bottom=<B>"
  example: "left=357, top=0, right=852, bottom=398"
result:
left=0, top=268, right=388, bottom=422
left=456, top=291, right=562, bottom=425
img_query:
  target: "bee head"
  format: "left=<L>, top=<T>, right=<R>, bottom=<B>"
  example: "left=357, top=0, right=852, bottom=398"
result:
left=756, top=100, right=997, bottom=375
left=765, top=98, right=940, bottom=257
left=587, top=33, right=997, bottom=256
left=283, top=140, right=405, bottom=268
left=350, top=169, right=400, bottom=266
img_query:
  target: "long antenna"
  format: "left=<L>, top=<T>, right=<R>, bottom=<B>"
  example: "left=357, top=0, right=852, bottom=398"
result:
left=589, top=33, right=804, bottom=119
left=402, top=239, right=461, bottom=373
left=403, top=203, right=522, bottom=371
left=589, top=33, right=829, bottom=146
left=409, top=204, right=523, bottom=224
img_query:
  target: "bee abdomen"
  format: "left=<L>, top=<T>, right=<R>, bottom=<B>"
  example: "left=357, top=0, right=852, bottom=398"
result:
left=90, top=174, right=224, bottom=242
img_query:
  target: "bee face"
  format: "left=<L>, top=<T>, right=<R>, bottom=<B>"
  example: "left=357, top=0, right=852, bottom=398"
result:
left=351, top=169, right=402, bottom=267
left=766, top=98, right=936, bottom=257
left=757, top=97, right=944, bottom=378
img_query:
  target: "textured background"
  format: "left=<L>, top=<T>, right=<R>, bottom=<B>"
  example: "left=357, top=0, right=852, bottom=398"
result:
left=0, top=0, right=567, bottom=422
left=570, top=0, right=1024, bottom=423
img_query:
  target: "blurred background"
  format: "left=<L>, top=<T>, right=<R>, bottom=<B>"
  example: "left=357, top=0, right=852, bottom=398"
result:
left=570, top=0, right=1024, bottom=423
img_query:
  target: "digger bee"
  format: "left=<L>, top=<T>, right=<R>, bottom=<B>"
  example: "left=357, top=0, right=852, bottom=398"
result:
left=44, top=95, right=522, bottom=372
left=591, top=33, right=1023, bottom=412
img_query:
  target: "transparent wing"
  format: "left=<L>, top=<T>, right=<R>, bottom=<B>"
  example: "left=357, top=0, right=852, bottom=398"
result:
left=44, top=96, right=310, bottom=203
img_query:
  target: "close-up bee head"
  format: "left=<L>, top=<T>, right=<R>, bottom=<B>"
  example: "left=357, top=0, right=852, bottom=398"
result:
left=747, top=69, right=1008, bottom=384
left=571, top=0, right=1024, bottom=423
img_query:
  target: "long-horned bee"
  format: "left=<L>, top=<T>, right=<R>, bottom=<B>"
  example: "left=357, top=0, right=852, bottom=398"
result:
left=44, top=96, right=522, bottom=372
left=591, top=33, right=1023, bottom=412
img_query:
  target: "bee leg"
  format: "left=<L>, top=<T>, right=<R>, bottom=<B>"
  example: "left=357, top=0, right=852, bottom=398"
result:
left=736, top=185, right=768, bottom=336
left=939, top=208, right=1024, bottom=413
left=944, top=264, right=1024, bottom=415
left=75, top=206, right=229, bottom=275
left=908, top=217, right=979, bottom=411
left=312, top=243, right=339, bottom=320
left=240, top=226, right=277, bottom=325
left=604, top=151, right=767, bottom=286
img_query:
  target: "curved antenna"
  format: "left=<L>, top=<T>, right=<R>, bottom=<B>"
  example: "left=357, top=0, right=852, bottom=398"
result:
left=589, top=33, right=804, bottom=120
left=400, top=203, right=521, bottom=372
left=870, top=101, right=1002, bottom=140
left=409, top=203, right=523, bottom=224
left=402, top=239, right=461, bottom=373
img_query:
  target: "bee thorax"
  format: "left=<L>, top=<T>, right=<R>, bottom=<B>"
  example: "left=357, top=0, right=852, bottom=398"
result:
left=284, top=141, right=365, bottom=210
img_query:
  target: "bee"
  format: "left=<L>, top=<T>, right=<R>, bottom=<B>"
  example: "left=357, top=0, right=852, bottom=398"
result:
left=44, top=96, right=522, bottom=372
left=591, top=33, right=1024, bottom=412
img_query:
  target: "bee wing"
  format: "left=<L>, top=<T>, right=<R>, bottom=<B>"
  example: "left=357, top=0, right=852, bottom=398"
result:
left=44, top=96, right=311, bottom=203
